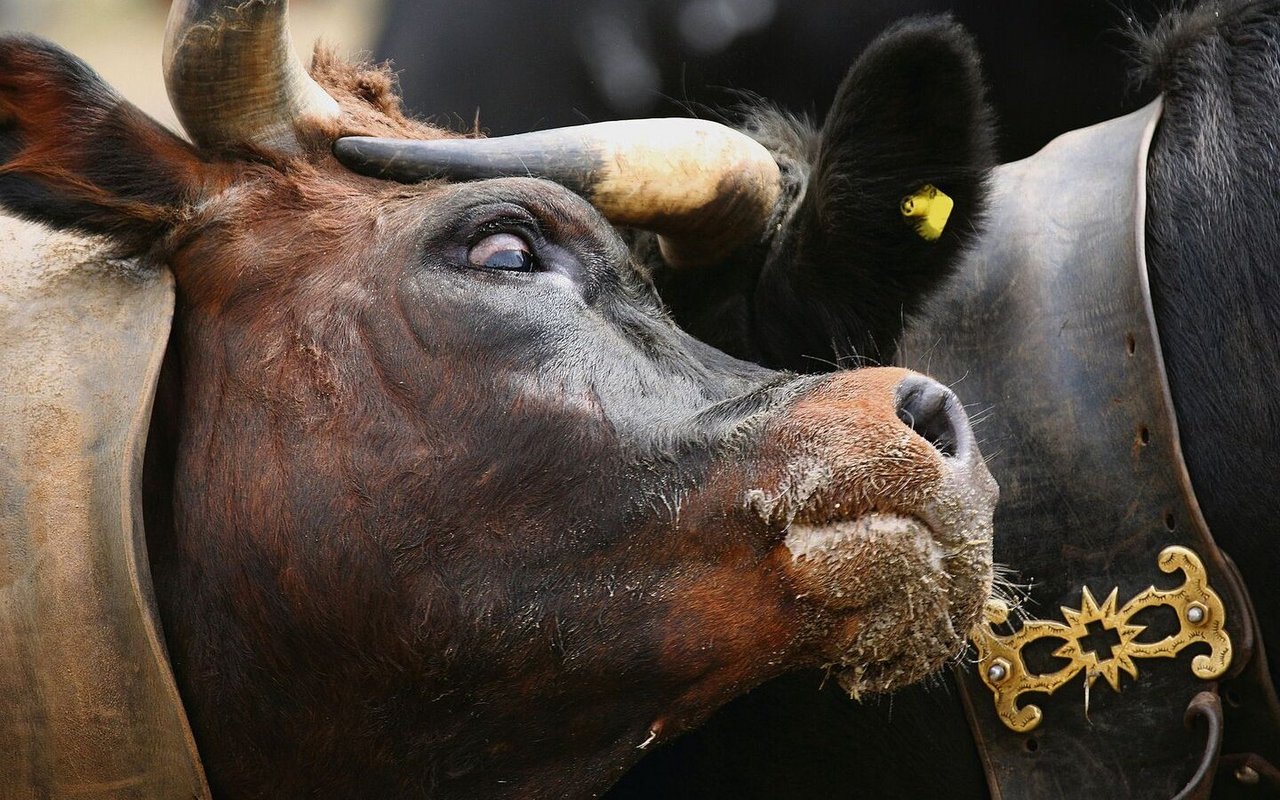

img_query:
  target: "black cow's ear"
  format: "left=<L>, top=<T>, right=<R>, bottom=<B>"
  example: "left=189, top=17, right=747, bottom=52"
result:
left=652, top=17, right=996, bottom=372
left=806, top=14, right=994, bottom=250
left=0, top=36, right=218, bottom=253
left=753, top=15, right=997, bottom=369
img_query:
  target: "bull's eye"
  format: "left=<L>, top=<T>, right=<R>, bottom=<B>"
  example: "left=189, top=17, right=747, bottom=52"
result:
left=468, top=232, right=536, bottom=272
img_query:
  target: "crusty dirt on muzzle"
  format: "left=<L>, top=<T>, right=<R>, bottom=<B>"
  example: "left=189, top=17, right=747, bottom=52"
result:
left=747, top=368, right=997, bottom=697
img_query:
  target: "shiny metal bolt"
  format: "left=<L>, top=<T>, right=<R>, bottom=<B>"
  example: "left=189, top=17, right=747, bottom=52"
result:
left=1186, top=603, right=1207, bottom=625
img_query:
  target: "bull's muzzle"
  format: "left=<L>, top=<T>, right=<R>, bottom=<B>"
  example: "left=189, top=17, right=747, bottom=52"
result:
left=757, top=368, right=998, bottom=697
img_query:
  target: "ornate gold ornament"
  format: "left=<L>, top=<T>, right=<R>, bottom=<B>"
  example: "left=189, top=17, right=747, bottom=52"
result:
left=971, top=546, right=1232, bottom=732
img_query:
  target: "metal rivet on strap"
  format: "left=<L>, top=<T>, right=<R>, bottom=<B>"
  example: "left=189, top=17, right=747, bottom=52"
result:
left=1186, top=603, right=1207, bottom=625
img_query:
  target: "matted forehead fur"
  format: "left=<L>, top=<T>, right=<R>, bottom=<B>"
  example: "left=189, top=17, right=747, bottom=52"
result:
left=172, top=48, right=464, bottom=306
left=308, top=46, right=454, bottom=142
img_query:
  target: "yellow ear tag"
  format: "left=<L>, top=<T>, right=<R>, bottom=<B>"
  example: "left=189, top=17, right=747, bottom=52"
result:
left=900, top=184, right=954, bottom=241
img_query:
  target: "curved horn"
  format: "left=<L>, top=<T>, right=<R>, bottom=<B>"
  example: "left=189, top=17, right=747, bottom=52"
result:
left=164, top=0, right=340, bottom=155
left=333, top=119, right=782, bottom=268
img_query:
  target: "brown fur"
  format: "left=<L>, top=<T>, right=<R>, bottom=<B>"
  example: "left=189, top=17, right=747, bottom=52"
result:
left=312, top=46, right=450, bottom=140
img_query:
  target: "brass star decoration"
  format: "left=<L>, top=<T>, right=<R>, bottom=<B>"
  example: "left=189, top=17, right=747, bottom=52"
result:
left=970, top=546, right=1231, bottom=732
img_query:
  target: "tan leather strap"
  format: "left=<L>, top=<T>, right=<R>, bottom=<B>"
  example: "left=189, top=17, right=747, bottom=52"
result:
left=0, top=216, right=209, bottom=799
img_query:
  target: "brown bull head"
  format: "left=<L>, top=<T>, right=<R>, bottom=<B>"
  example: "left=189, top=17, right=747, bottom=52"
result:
left=0, top=2, right=996, bottom=797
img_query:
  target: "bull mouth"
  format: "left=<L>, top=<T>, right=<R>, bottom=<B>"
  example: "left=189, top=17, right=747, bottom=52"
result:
left=774, top=464, right=996, bottom=697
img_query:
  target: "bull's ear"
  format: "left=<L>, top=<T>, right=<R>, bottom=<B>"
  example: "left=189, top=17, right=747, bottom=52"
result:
left=758, top=15, right=996, bottom=368
left=0, top=36, right=214, bottom=252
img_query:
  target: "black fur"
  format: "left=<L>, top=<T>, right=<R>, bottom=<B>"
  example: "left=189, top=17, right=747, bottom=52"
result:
left=652, top=16, right=996, bottom=371
left=1140, top=0, right=1280, bottom=689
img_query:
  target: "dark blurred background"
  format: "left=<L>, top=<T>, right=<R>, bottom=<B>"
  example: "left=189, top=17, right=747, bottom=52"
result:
left=0, top=1, right=1182, bottom=160
left=376, top=0, right=1179, bottom=162
left=0, top=0, right=384, bottom=133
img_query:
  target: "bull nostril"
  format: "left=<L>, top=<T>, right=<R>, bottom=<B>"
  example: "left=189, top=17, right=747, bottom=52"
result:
left=895, top=376, right=968, bottom=458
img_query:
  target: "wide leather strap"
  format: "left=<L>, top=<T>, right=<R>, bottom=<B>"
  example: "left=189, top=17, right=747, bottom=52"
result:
left=900, top=100, right=1280, bottom=798
left=0, top=216, right=209, bottom=799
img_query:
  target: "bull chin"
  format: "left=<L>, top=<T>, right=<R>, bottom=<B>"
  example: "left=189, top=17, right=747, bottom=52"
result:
left=782, top=510, right=994, bottom=698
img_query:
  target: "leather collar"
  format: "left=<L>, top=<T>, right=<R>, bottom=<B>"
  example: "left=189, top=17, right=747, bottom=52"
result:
left=901, top=99, right=1280, bottom=798
left=0, top=217, right=209, bottom=798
